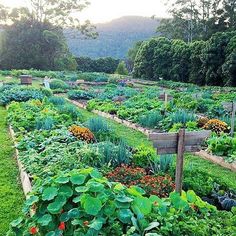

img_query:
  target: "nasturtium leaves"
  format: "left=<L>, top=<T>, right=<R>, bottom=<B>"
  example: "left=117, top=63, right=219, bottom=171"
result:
left=60, top=212, right=70, bottom=222
left=58, top=185, right=73, bottom=198
left=132, top=196, right=152, bottom=215
left=117, top=209, right=133, bottom=223
left=75, top=186, right=88, bottom=193
left=10, top=217, right=23, bottom=227
left=104, top=201, right=116, bottom=216
left=89, top=218, right=105, bottom=231
left=45, top=230, right=62, bottom=236
left=42, top=187, right=58, bottom=201
left=25, top=196, right=39, bottom=206
left=186, top=190, right=197, bottom=203
left=47, top=195, right=67, bottom=214
left=127, top=186, right=146, bottom=197
left=87, top=181, right=104, bottom=192
left=37, top=214, right=52, bottom=226
left=70, top=174, right=86, bottom=185
left=114, top=183, right=125, bottom=191
left=115, top=195, right=133, bottom=203
left=90, top=169, right=102, bottom=178
left=68, top=208, right=81, bottom=218
left=83, top=196, right=102, bottom=216
left=55, top=176, right=69, bottom=184
left=170, top=192, right=189, bottom=210
left=73, top=196, right=82, bottom=203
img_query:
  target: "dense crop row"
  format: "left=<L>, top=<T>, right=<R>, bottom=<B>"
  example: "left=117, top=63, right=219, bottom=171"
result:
left=0, top=84, right=232, bottom=235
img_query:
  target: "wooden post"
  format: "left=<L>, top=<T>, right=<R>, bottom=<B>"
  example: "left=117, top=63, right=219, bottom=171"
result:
left=230, top=102, right=236, bottom=137
left=175, top=129, right=185, bottom=193
left=164, top=93, right=168, bottom=108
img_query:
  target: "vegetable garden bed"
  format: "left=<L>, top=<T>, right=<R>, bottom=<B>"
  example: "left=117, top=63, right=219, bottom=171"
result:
left=8, top=125, right=32, bottom=196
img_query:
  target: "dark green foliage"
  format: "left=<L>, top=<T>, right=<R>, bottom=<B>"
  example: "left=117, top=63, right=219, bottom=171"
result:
left=50, top=79, right=69, bottom=90
left=133, top=38, right=160, bottom=79
left=0, top=86, right=51, bottom=105
left=138, top=110, right=163, bottom=128
left=189, top=41, right=206, bottom=85
left=68, top=90, right=95, bottom=100
left=76, top=57, right=119, bottom=73
left=115, top=61, right=129, bottom=75
left=133, top=31, right=236, bottom=86
left=0, top=19, right=77, bottom=71
left=170, top=110, right=196, bottom=125
left=202, top=31, right=236, bottom=86
left=152, top=37, right=172, bottom=80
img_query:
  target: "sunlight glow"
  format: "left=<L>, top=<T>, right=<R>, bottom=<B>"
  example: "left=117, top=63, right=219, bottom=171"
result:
left=0, top=0, right=169, bottom=23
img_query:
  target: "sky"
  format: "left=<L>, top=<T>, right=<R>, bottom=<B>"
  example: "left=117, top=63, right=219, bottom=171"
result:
left=0, top=0, right=169, bottom=23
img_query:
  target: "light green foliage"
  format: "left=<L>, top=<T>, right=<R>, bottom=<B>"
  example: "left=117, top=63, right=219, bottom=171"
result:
left=115, top=61, right=129, bottom=75
left=0, top=107, right=24, bottom=235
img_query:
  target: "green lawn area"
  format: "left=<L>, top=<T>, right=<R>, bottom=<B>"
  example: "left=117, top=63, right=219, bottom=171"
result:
left=75, top=104, right=236, bottom=190
left=0, top=75, right=43, bottom=88
left=0, top=107, right=24, bottom=235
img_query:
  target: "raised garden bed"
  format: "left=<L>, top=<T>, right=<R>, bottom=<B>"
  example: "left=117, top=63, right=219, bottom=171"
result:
left=8, top=125, right=32, bottom=196
left=196, top=150, right=236, bottom=172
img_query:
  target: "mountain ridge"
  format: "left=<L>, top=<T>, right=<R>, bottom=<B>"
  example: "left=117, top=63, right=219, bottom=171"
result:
left=66, top=16, right=159, bottom=59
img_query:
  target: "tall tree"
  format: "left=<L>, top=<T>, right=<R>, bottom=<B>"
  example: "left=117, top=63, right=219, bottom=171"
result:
left=202, top=31, right=236, bottom=86
left=189, top=40, right=206, bottom=85
left=0, top=19, right=77, bottom=70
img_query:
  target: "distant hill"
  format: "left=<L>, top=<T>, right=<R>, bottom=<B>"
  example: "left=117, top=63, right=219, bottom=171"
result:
left=66, top=16, right=159, bottom=59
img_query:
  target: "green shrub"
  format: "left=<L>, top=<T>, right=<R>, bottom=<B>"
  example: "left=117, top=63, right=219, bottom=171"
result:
left=68, top=90, right=94, bottom=100
left=0, top=87, right=50, bottom=105
left=133, top=145, right=157, bottom=168
left=50, top=79, right=69, bottom=90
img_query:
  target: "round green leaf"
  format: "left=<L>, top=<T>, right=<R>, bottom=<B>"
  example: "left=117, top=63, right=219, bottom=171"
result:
left=89, top=218, right=105, bottom=231
left=47, top=195, right=67, bottom=214
left=10, top=217, right=23, bottom=227
left=25, top=196, right=39, bottom=206
left=75, top=186, right=88, bottom=193
left=42, top=187, right=58, bottom=201
left=117, top=209, right=133, bottom=223
left=70, top=174, right=86, bottom=185
left=132, top=196, right=152, bottom=216
left=58, top=185, right=73, bottom=198
left=55, top=176, right=69, bottom=184
left=87, top=181, right=104, bottom=192
left=83, top=196, right=102, bottom=216
left=115, top=195, right=133, bottom=203
left=37, top=214, right=52, bottom=226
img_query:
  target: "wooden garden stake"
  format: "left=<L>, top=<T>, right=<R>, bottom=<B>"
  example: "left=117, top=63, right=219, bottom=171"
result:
left=164, top=93, right=168, bottom=108
left=175, top=129, right=185, bottom=193
left=149, top=130, right=211, bottom=194
left=230, top=101, right=236, bottom=137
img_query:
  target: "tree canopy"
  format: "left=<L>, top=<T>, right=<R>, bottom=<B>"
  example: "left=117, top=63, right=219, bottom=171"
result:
left=133, top=31, right=236, bottom=86
left=158, top=0, right=236, bottom=42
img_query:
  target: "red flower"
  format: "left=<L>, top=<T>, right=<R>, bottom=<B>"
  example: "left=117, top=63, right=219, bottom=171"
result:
left=29, top=226, right=38, bottom=234
left=58, top=222, right=65, bottom=230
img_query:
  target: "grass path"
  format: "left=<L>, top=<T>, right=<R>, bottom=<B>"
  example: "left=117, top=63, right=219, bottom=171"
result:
left=0, top=107, right=24, bottom=235
left=75, top=105, right=236, bottom=190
